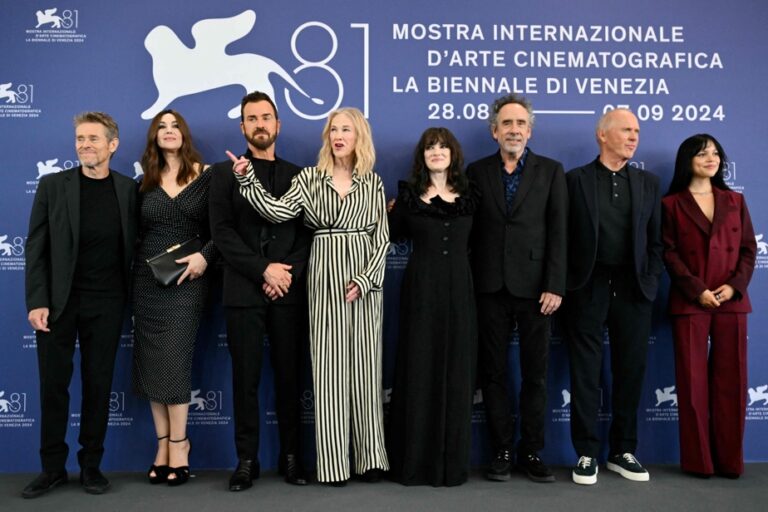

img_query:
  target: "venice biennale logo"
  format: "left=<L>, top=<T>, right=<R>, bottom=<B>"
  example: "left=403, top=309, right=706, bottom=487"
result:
left=132, top=162, right=144, bottom=180
left=35, top=8, right=64, bottom=28
left=748, top=385, right=768, bottom=406
left=142, top=10, right=345, bottom=120
left=0, top=83, right=20, bottom=104
left=756, top=234, right=767, bottom=255
left=36, top=158, right=63, bottom=178
left=654, top=386, right=678, bottom=407
left=755, top=232, right=768, bottom=270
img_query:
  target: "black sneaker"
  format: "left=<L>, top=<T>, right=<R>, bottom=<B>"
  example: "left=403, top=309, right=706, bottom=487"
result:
left=572, top=456, right=598, bottom=485
left=486, top=449, right=512, bottom=481
left=518, top=453, right=555, bottom=482
left=606, top=453, right=649, bottom=482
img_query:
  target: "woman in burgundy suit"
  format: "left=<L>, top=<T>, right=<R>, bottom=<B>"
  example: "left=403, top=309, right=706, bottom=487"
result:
left=662, top=134, right=756, bottom=478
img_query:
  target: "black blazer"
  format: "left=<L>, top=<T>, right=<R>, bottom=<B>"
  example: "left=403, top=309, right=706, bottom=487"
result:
left=566, top=158, right=663, bottom=301
left=25, top=167, right=138, bottom=321
left=208, top=153, right=311, bottom=307
left=467, top=150, right=568, bottom=299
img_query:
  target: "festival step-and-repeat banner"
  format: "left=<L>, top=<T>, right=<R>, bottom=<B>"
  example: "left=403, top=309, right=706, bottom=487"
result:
left=1, top=0, right=766, bottom=472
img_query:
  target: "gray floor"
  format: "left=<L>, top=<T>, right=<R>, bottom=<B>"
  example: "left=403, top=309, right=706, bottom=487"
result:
left=1, top=465, right=765, bottom=512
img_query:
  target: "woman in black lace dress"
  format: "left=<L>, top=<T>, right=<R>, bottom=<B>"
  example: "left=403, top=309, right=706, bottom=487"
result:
left=387, top=127, right=478, bottom=486
left=133, top=110, right=214, bottom=486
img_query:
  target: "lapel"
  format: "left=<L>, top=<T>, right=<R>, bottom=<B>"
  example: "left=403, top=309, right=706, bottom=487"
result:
left=508, top=150, right=538, bottom=217
left=628, top=165, right=644, bottom=238
left=65, top=167, right=81, bottom=248
left=677, top=189, right=712, bottom=235
left=578, top=161, right=599, bottom=237
left=486, top=152, right=508, bottom=217
left=710, top=187, right=731, bottom=236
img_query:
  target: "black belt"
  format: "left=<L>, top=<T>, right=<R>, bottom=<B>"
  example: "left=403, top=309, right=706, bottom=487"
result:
left=314, top=227, right=368, bottom=237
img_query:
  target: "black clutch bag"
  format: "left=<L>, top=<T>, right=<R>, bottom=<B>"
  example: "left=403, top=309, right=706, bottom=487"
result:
left=146, top=236, right=203, bottom=287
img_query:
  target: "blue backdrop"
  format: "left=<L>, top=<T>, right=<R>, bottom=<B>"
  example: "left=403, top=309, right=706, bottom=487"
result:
left=1, top=0, right=766, bottom=473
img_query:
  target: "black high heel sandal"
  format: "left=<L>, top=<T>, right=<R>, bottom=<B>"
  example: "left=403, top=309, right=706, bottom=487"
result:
left=167, top=437, right=191, bottom=487
left=148, top=435, right=170, bottom=484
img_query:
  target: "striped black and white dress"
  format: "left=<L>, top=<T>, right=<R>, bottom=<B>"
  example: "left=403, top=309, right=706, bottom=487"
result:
left=236, top=165, right=390, bottom=482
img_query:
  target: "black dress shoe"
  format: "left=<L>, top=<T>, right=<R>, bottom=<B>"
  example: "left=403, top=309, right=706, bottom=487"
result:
left=229, top=459, right=259, bottom=491
left=21, top=470, right=68, bottom=499
left=80, top=467, right=110, bottom=494
left=486, top=449, right=512, bottom=481
left=518, top=452, right=555, bottom=483
left=283, top=454, right=308, bottom=486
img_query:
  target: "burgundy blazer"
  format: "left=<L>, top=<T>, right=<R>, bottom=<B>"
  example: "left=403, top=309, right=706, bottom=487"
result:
left=662, top=188, right=756, bottom=315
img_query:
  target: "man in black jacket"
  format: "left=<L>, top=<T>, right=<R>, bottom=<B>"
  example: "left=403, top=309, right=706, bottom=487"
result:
left=468, top=94, right=567, bottom=483
left=210, top=92, right=312, bottom=490
left=565, top=108, right=663, bottom=485
left=23, top=112, right=137, bottom=498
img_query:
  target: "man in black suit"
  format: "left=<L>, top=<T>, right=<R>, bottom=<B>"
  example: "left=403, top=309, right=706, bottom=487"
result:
left=468, top=94, right=567, bottom=483
left=210, top=91, right=311, bottom=490
left=23, top=112, right=137, bottom=498
left=565, top=108, right=663, bottom=485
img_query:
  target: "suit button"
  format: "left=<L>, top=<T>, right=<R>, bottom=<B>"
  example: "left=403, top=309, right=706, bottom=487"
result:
left=271, top=235, right=277, bottom=240
left=733, top=227, right=738, bottom=232
left=442, top=236, right=448, bottom=241
left=442, top=250, right=448, bottom=255
left=444, top=222, right=450, bottom=227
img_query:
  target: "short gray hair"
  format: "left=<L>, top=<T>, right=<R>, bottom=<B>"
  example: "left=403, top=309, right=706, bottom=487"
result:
left=74, top=111, right=119, bottom=141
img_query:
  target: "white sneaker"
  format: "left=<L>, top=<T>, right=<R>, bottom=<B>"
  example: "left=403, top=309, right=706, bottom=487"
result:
left=606, top=453, right=650, bottom=482
left=572, top=456, right=598, bottom=485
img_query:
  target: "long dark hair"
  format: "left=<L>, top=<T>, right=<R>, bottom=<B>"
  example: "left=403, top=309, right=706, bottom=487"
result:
left=140, top=109, right=203, bottom=193
left=408, top=127, right=467, bottom=196
left=666, top=133, right=731, bottom=196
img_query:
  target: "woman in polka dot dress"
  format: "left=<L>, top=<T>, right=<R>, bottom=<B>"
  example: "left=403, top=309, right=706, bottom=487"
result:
left=132, top=110, right=215, bottom=486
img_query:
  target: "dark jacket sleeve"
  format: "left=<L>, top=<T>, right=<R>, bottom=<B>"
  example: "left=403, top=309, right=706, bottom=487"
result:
left=209, top=164, right=270, bottom=283
left=544, top=162, right=568, bottom=296
left=25, top=177, right=51, bottom=311
left=646, top=173, right=665, bottom=280
left=198, top=168, right=218, bottom=264
left=727, top=194, right=757, bottom=298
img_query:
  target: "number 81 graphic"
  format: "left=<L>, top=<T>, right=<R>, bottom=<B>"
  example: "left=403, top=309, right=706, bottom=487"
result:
left=285, top=23, right=369, bottom=120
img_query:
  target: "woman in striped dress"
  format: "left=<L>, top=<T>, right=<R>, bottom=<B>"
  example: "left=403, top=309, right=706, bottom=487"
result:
left=229, top=107, right=389, bottom=485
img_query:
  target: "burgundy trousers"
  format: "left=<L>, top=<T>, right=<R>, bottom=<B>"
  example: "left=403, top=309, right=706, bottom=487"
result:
left=672, top=313, right=747, bottom=475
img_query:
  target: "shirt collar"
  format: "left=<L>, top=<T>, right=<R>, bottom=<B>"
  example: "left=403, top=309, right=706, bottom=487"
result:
left=499, top=147, right=529, bottom=175
left=596, top=158, right=628, bottom=179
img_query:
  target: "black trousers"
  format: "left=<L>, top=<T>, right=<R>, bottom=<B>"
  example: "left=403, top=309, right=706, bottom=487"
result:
left=225, top=303, right=306, bottom=463
left=565, top=264, right=652, bottom=458
left=477, top=290, right=550, bottom=456
left=35, top=291, right=125, bottom=472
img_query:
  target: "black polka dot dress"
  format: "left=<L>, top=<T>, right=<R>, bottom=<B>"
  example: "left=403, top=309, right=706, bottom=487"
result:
left=132, top=168, right=215, bottom=405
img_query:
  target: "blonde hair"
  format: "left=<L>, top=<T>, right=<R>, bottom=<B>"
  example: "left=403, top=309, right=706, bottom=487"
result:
left=316, top=107, right=375, bottom=176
